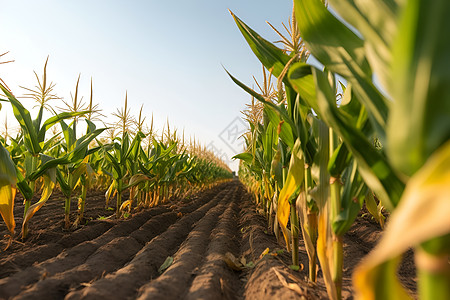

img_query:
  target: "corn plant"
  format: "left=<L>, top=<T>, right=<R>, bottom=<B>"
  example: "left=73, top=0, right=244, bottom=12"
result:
left=0, top=141, right=17, bottom=249
left=228, top=8, right=319, bottom=273
left=290, top=0, right=450, bottom=299
left=50, top=75, right=105, bottom=229
left=0, top=59, right=89, bottom=238
left=227, top=3, right=413, bottom=299
left=103, top=93, right=152, bottom=217
left=231, top=0, right=450, bottom=299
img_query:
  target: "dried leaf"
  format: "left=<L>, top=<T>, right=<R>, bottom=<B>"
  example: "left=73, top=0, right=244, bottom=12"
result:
left=223, top=252, right=243, bottom=271
left=272, top=267, right=304, bottom=295
left=158, top=256, right=173, bottom=274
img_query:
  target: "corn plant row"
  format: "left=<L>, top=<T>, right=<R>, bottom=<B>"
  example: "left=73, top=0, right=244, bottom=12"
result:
left=228, top=1, right=449, bottom=299
left=0, top=59, right=232, bottom=248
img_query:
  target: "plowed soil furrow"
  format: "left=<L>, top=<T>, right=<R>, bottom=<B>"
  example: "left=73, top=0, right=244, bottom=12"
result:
left=184, top=191, right=242, bottom=300
left=0, top=222, right=114, bottom=278
left=0, top=208, right=156, bottom=298
left=0, top=180, right=417, bottom=300
left=135, top=187, right=238, bottom=300
left=3, top=187, right=232, bottom=300
left=63, top=186, right=232, bottom=300
left=0, top=192, right=113, bottom=276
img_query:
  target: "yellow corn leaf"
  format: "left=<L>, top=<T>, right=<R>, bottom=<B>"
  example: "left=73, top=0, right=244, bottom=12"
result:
left=105, top=181, right=116, bottom=207
left=353, top=141, right=450, bottom=300
left=0, top=185, right=16, bottom=235
left=317, top=204, right=337, bottom=300
left=119, top=200, right=132, bottom=213
left=277, top=140, right=305, bottom=247
left=21, top=174, right=56, bottom=236
left=0, top=145, right=17, bottom=236
left=260, top=247, right=270, bottom=258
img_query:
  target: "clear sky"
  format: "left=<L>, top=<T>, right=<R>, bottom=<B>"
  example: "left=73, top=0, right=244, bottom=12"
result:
left=0, top=0, right=295, bottom=171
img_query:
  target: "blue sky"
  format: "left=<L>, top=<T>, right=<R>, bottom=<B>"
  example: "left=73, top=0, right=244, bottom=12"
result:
left=0, top=0, right=295, bottom=171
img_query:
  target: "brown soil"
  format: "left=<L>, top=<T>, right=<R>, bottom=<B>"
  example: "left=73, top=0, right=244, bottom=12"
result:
left=0, top=180, right=416, bottom=299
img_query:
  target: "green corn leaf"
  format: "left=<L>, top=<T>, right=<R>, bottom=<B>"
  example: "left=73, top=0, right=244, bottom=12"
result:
left=287, top=63, right=320, bottom=115
left=265, top=105, right=294, bottom=149
left=105, top=151, right=122, bottom=180
left=0, top=83, right=40, bottom=154
left=309, top=116, right=330, bottom=209
left=33, top=106, right=44, bottom=136
left=38, top=111, right=88, bottom=144
left=329, top=0, right=399, bottom=93
left=388, top=0, right=450, bottom=177
left=85, top=119, right=97, bottom=132
left=328, top=143, right=351, bottom=178
left=309, top=67, right=404, bottom=211
left=42, top=133, right=61, bottom=153
left=294, top=0, right=388, bottom=140
left=28, top=156, right=68, bottom=181
left=16, top=176, right=33, bottom=201
left=225, top=68, right=299, bottom=139
left=365, top=189, right=385, bottom=229
left=230, top=11, right=291, bottom=78
left=28, top=128, right=105, bottom=181
left=56, top=168, right=71, bottom=197
left=233, top=152, right=253, bottom=164
left=338, top=83, right=368, bottom=130
left=59, top=119, right=75, bottom=151
left=332, top=160, right=365, bottom=236
left=121, top=132, right=130, bottom=161
left=270, top=147, right=284, bottom=189
left=69, top=128, right=106, bottom=162
left=69, top=162, right=88, bottom=189
left=126, top=131, right=145, bottom=160
left=87, top=145, right=102, bottom=156
left=262, top=122, right=275, bottom=165
left=305, top=68, right=397, bottom=210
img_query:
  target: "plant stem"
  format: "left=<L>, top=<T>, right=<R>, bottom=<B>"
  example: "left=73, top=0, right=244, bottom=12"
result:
left=22, top=156, right=38, bottom=239
left=78, top=180, right=87, bottom=222
left=417, top=235, right=450, bottom=300
left=307, top=211, right=318, bottom=281
left=64, top=192, right=71, bottom=230
left=21, top=197, right=31, bottom=239
left=304, top=166, right=318, bottom=281
left=116, top=180, right=123, bottom=218
left=329, top=128, right=342, bottom=299
left=332, top=234, right=343, bottom=298
left=418, top=266, right=450, bottom=300
left=290, top=201, right=300, bottom=267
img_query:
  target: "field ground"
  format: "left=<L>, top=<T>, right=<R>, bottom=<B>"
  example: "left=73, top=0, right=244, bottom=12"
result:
left=0, top=180, right=416, bottom=299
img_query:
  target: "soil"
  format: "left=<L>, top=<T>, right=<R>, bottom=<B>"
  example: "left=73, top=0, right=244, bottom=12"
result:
left=0, top=180, right=417, bottom=299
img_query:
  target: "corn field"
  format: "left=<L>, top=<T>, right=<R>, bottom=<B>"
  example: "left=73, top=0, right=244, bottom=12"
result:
left=0, top=55, right=233, bottom=240
left=228, top=0, right=449, bottom=299
left=1, top=0, right=449, bottom=299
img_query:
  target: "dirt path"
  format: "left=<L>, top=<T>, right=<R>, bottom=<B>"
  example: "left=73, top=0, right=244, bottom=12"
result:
left=0, top=180, right=416, bottom=299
